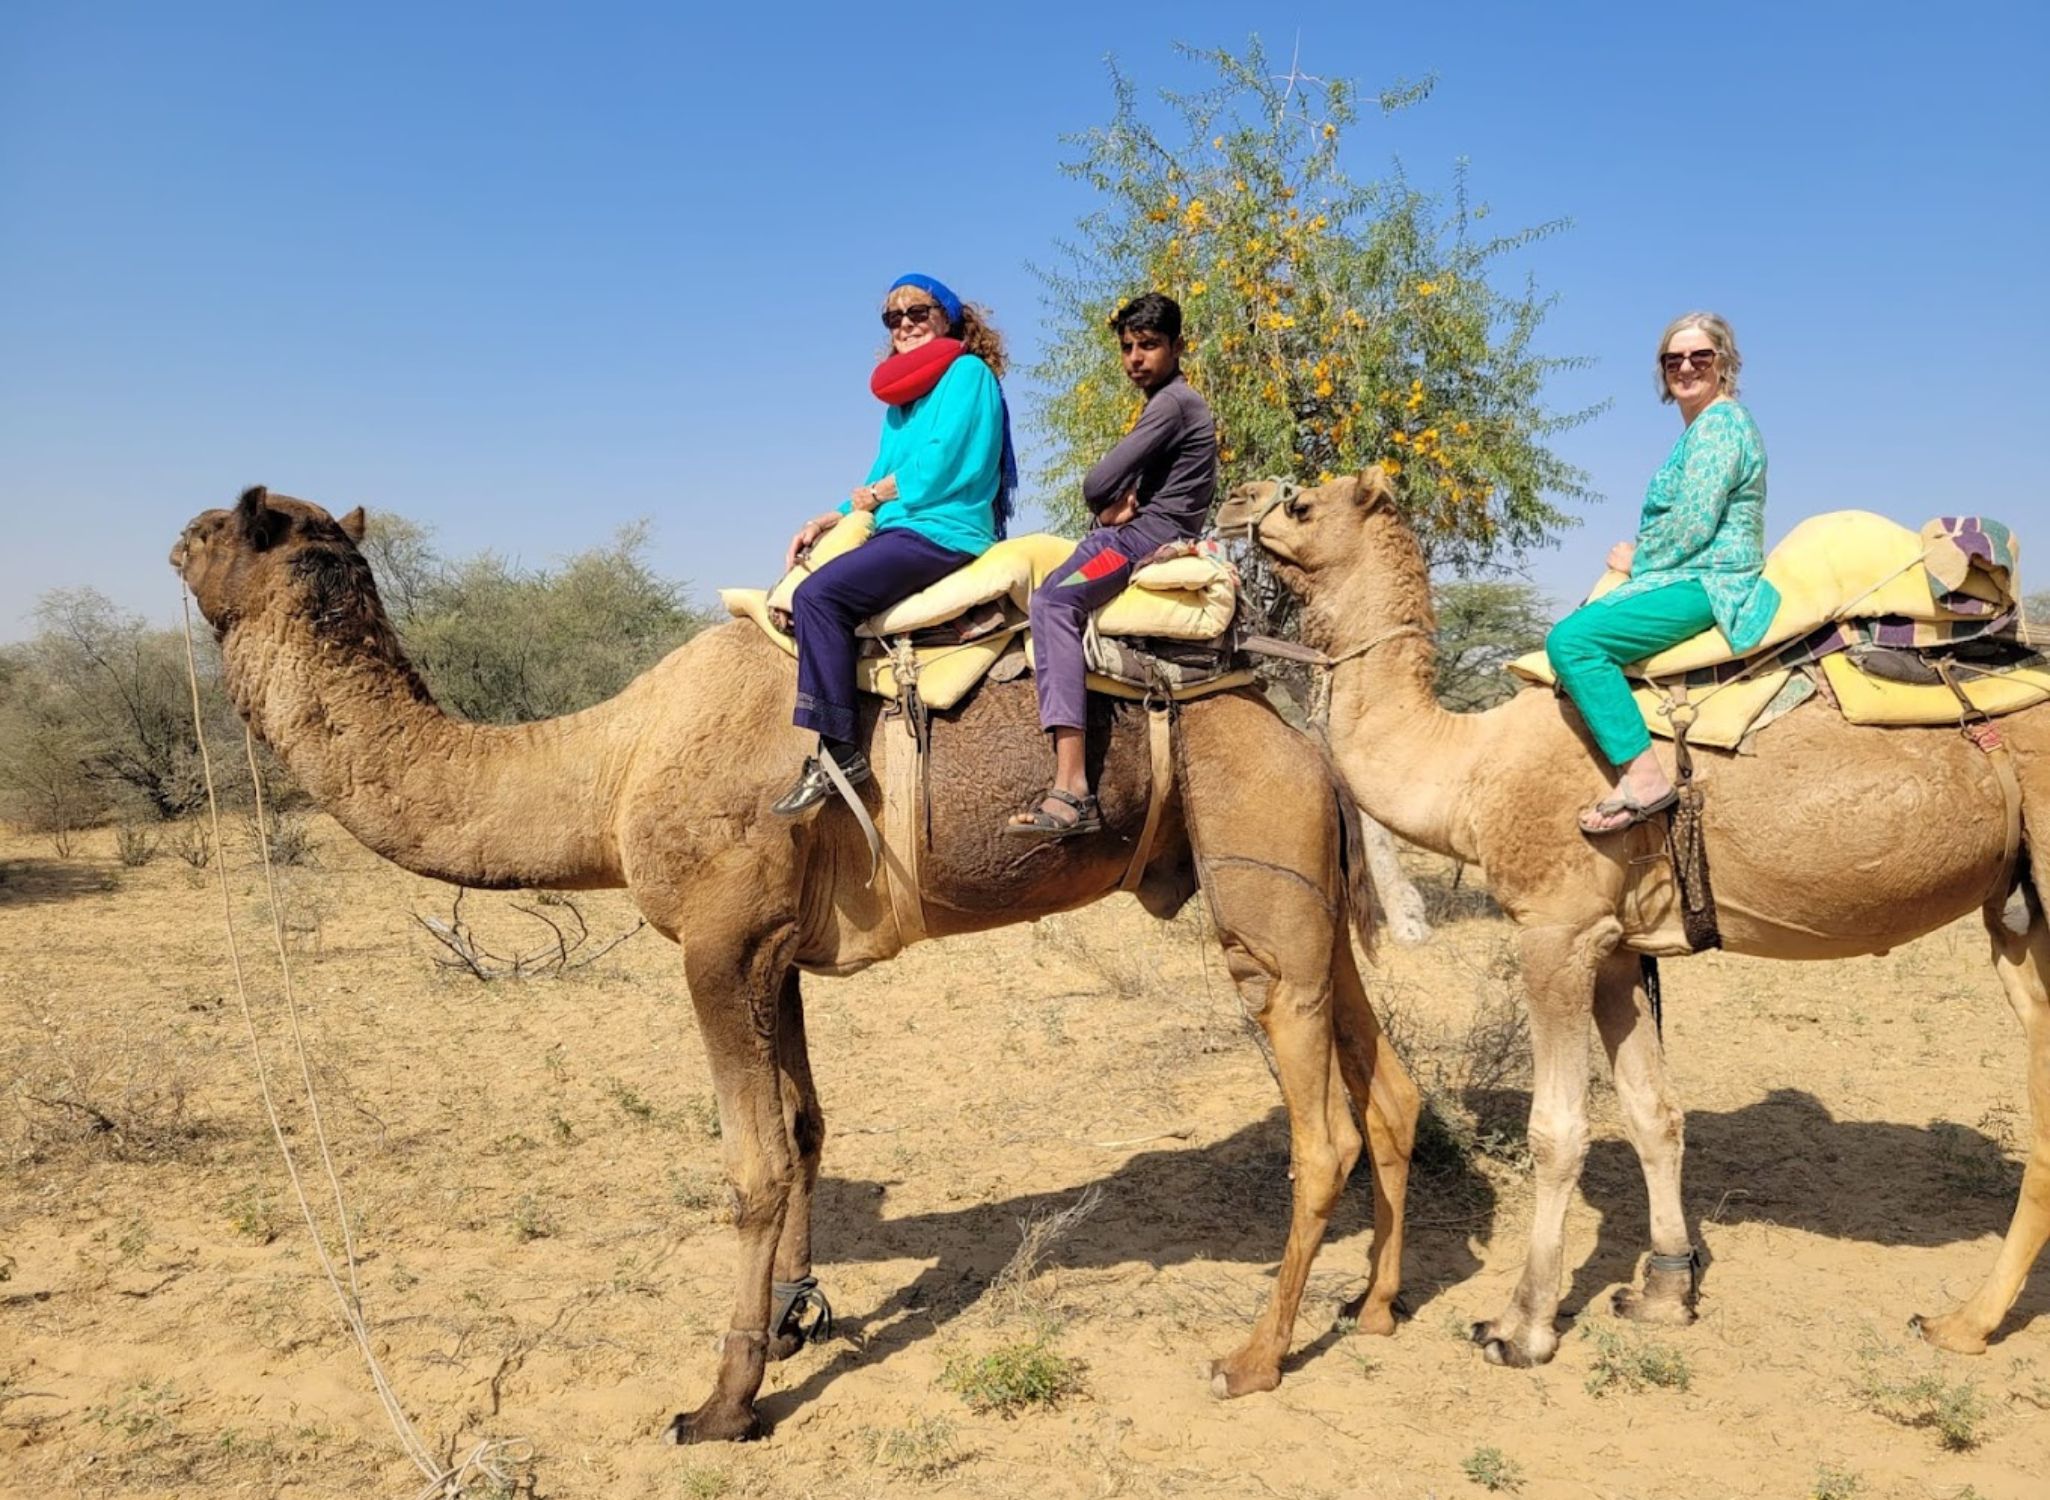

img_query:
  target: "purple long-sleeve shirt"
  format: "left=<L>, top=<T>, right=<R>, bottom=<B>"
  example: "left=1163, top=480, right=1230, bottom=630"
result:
left=1081, top=374, right=1218, bottom=539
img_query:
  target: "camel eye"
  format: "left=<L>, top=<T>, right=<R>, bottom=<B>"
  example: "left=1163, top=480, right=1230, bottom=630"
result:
left=1286, top=496, right=1310, bottom=520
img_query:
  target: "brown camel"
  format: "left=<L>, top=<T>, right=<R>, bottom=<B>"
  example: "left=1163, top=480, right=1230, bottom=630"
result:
left=170, top=486, right=1422, bottom=1441
left=1217, top=469, right=2050, bottom=1369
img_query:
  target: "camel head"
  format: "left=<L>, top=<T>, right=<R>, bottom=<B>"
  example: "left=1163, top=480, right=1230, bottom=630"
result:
left=171, top=486, right=376, bottom=635
left=1214, top=468, right=1401, bottom=586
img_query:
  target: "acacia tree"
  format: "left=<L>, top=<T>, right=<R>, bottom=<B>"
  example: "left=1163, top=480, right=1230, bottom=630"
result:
left=1034, top=40, right=1601, bottom=570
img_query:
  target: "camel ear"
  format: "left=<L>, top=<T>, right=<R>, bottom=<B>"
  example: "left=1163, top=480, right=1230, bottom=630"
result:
left=1351, top=468, right=1398, bottom=513
left=337, top=506, right=367, bottom=543
left=235, top=486, right=288, bottom=551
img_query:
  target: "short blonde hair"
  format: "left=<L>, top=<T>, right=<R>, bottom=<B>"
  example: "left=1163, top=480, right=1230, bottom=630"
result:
left=1656, top=310, right=1741, bottom=403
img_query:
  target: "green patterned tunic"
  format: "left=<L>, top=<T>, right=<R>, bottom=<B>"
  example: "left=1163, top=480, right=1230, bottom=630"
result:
left=1604, top=398, right=1779, bottom=653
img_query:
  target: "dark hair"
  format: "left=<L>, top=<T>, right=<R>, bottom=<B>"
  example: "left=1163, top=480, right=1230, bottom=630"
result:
left=1111, top=292, right=1183, bottom=342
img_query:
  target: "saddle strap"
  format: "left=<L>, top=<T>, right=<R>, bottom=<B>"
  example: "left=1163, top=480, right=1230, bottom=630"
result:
left=819, top=747, right=881, bottom=887
left=878, top=714, right=929, bottom=948
left=1661, top=682, right=1724, bottom=952
left=1119, top=703, right=1176, bottom=894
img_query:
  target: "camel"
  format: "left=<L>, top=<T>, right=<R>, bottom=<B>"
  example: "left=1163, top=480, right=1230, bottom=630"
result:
left=1217, top=469, right=2050, bottom=1369
left=170, top=486, right=1422, bottom=1442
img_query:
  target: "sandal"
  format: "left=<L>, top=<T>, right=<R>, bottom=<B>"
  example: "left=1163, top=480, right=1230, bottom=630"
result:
left=1003, top=787, right=1103, bottom=841
left=1578, top=786, right=1678, bottom=838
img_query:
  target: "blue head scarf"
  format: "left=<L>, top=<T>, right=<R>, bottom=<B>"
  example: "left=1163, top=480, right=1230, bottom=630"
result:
left=888, top=272, right=1017, bottom=539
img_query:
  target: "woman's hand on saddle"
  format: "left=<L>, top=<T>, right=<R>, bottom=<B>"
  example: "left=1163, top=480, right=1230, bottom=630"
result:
left=1095, top=484, right=1140, bottom=528
left=1607, top=540, right=1638, bottom=575
left=786, top=512, right=842, bottom=570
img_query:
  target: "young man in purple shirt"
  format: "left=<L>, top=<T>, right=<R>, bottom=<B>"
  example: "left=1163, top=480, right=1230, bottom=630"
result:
left=1006, top=293, right=1218, bottom=838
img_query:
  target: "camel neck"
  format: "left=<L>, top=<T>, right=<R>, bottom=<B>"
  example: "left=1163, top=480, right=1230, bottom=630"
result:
left=223, top=611, right=630, bottom=890
left=1304, top=539, right=1490, bottom=864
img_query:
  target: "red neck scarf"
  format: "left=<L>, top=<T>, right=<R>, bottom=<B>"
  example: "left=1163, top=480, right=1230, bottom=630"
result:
left=871, top=337, right=966, bottom=406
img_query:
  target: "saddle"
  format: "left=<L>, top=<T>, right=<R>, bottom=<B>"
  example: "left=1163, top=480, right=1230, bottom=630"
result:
left=721, top=513, right=1256, bottom=713
left=1509, top=510, right=2042, bottom=750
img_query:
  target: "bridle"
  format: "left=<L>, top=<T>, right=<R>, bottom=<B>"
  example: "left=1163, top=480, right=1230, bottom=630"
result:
left=1225, top=476, right=1427, bottom=694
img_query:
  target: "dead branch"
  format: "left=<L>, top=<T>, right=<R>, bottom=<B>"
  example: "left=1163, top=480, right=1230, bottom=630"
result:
left=410, top=887, right=644, bottom=981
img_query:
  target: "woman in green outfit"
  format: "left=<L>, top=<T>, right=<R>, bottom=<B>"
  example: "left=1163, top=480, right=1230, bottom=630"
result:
left=1547, top=311, right=1780, bottom=836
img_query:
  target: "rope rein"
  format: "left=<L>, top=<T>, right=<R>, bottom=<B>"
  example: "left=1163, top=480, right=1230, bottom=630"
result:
left=180, top=591, right=526, bottom=1499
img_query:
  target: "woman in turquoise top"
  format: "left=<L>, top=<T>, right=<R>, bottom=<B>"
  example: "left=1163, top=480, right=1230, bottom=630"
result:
left=1546, top=311, right=1781, bottom=835
left=772, top=274, right=1014, bottom=817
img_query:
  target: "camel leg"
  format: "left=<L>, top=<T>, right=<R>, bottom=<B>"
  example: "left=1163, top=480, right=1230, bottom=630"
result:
left=1206, top=918, right=1363, bottom=1397
left=1472, top=921, right=1602, bottom=1368
left=1593, top=952, right=1698, bottom=1326
left=767, top=969, right=829, bottom=1361
left=667, top=920, right=800, bottom=1444
left=1332, top=931, right=1418, bottom=1337
left=1914, top=895, right=2050, bottom=1353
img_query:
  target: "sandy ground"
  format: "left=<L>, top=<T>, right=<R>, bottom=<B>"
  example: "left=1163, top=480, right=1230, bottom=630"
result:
left=2, top=815, right=2046, bottom=1500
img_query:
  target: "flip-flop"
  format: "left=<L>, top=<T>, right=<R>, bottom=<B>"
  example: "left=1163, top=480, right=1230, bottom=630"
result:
left=1003, top=787, right=1103, bottom=841
left=1578, top=786, right=1679, bottom=838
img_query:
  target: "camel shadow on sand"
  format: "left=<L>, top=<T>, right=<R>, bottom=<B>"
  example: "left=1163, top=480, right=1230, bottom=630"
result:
left=755, top=1086, right=2040, bottom=1423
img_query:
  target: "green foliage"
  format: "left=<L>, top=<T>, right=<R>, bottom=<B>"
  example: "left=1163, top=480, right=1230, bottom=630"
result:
left=1810, top=1465, right=1862, bottom=1500
left=863, top=1414, right=966, bottom=1479
left=1461, top=1446, right=1524, bottom=1492
left=363, top=515, right=710, bottom=723
left=1856, top=1360, right=1989, bottom=1451
left=939, top=1336, right=1085, bottom=1416
left=1434, top=579, right=1552, bottom=710
left=1580, top=1320, right=1692, bottom=1396
left=1035, top=38, right=1598, bottom=568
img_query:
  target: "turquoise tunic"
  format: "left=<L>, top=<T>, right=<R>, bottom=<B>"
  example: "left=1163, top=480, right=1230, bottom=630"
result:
left=1603, top=399, right=1780, bottom=653
left=837, top=355, right=1005, bottom=558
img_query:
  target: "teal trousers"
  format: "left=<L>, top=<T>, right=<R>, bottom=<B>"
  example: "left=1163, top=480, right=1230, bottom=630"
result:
left=1544, top=580, right=1717, bottom=765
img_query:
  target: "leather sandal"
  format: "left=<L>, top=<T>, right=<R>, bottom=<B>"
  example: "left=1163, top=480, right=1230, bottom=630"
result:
left=1578, top=785, right=1678, bottom=838
left=1003, top=787, right=1103, bottom=841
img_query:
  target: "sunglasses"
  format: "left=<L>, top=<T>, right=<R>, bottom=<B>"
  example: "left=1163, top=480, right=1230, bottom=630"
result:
left=881, top=303, right=942, bottom=331
left=1661, top=349, right=1718, bottom=373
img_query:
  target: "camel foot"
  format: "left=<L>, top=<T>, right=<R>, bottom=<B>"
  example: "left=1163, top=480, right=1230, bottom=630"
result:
left=1909, top=1311, right=1990, bottom=1356
left=1339, top=1289, right=1402, bottom=1338
left=1612, top=1261, right=1698, bottom=1327
left=1208, top=1352, right=1283, bottom=1399
left=664, top=1400, right=763, bottom=1445
left=1470, top=1320, right=1556, bottom=1368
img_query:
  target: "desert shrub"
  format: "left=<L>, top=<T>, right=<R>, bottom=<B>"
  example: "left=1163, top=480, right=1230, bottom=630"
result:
left=1580, top=1320, right=1691, bottom=1397
left=169, top=822, right=214, bottom=868
left=114, top=824, right=158, bottom=867
left=5, top=998, right=197, bottom=1163
left=862, top=1415, right=966, bottom=1479
left=1462, top=1446, right=1524, bottom=1492
left=386, top=521, right=710, bottom=723
left=940, top=1337, right=1086, bottom=1416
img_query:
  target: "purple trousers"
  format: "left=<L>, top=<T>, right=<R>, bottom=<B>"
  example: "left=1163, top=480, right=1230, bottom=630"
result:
left=792, top=526, right=972, bottom=744
left=1029, top=520, right=1179, bottom=731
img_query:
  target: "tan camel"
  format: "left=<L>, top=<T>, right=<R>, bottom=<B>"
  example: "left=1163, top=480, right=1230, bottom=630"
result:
left=1218, top=469, right=2050, bottom=1369
left=171, top=486, right=1421, bottom=1441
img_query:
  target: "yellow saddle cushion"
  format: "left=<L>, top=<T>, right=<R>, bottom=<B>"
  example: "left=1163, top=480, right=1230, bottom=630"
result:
left=720, top=590, right=1256, bottom=711
left=1820, top=655, right=2050, bottom=725
left=1509, top=652, right=1796, bottom=750
left=1552, top=510, right=2018, bottom=679
left=759, top=523, right=1239, bottom=643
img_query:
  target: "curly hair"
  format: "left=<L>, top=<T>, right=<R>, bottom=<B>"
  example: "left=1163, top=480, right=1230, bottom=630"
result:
left=882, top=284, right=1007, bottom=377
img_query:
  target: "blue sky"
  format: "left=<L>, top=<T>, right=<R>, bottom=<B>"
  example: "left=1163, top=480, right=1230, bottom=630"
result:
left=3, top=1, right=2045, bottom=640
